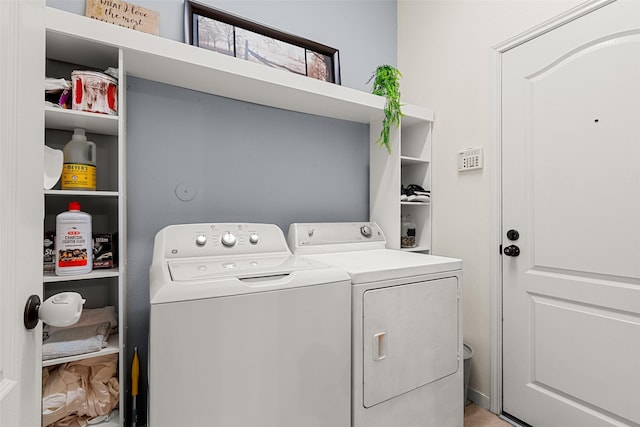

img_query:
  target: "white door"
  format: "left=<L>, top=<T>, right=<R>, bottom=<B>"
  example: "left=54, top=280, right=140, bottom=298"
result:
left=502, top=1, right=640, bottom=425
left=0, top=0, right=46, bottom=425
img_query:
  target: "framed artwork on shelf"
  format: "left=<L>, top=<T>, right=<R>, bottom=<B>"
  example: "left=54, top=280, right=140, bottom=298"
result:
left=185, top=1, right=341, bottom=84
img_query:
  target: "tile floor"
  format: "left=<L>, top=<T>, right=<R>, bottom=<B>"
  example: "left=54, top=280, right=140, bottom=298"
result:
left=464, top=404, right=513, bottom=427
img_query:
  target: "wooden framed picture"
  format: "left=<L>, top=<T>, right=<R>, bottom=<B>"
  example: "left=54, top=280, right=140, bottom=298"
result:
left=185, top=1, right=341, bottom=84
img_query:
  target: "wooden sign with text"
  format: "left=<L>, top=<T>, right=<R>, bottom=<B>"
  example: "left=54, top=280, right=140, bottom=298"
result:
left=86, top=0, right=159, bottom=35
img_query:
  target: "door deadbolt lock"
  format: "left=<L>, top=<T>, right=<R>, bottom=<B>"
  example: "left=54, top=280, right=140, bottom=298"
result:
left=506, top=229, right=520, bottom=241
left=503, top=245, right=520, bottom=257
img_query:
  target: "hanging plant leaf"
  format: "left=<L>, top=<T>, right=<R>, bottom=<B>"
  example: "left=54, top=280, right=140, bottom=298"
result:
left=367, top=65, right=403, bottom=153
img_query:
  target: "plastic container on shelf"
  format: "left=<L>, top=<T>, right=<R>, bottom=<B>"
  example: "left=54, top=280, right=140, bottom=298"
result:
left=61, top=128, right=96, bottom=191
left=55, top=201, right=93, bottom=276
left=401, top=213, right=417, bottom=248
left=71, top=70, right=118, bottom=115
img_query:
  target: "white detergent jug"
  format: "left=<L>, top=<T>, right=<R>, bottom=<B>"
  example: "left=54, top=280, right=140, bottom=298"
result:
left=61, top=128, right=96, bottom=191
left=55, top=201, right=93, bottom=276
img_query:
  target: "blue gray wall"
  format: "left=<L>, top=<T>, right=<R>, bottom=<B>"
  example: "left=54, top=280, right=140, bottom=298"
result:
left=48, top=1, right=396, bottom=423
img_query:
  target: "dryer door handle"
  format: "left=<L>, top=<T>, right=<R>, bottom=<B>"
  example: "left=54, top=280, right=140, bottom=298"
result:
left=373, top=332, right=387, bottom=361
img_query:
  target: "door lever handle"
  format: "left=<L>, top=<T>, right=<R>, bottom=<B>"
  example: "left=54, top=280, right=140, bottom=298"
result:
left=503, top=245, right=520, bottom=257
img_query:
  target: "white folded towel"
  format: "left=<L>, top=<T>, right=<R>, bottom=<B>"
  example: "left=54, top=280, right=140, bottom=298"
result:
left=45, top=306, right=118, bottom=335
left=42, top=306, right=118, bottom=360
left=42, top=321, right=110, bottom=360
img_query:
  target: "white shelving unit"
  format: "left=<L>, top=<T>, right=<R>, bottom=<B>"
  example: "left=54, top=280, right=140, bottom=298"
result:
left=42, top=334, right=120, bottom=368
left=39, top=7, right=435, bottom=425
left=43, top=269, right=120, bottom=283
left=43, top=24, right=126, bottom=427
left=370, top=104, right=433, bottom=252
left=45, top=6, right=435, bottom=257
left=45, top=189, right=120, bottom=197
left=45, top=106, right=119, bottom=135
left=44, top=7, right=386, bottom=124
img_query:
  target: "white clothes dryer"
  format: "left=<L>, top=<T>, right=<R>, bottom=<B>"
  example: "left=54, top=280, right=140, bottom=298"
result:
left=288, top=222, right=464, bottom=427
left=149, top=223, right=351, bottom=427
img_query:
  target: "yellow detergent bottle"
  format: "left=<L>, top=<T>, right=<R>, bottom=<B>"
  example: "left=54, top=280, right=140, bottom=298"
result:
left=61, top=128, right=96, bottom=191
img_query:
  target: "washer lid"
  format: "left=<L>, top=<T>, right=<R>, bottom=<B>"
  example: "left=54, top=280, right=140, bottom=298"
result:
left=302, top=249, right=462, bottom=284
left=151, top=257, right=350, bottom=304
left=167, top=254, right=326, bottom=282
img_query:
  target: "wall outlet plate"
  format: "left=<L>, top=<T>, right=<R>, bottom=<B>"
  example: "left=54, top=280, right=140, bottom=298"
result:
left=458, top=147, right=484, bottom=171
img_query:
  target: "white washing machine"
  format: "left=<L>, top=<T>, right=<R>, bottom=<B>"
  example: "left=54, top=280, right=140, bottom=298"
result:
left=149, top=223, right=352, bottom=427
left=288, top=222, right=464, bottom=427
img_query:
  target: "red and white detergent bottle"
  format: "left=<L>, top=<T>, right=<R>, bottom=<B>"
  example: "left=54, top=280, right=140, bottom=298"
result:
left=55, top=201, right=93, bottom=276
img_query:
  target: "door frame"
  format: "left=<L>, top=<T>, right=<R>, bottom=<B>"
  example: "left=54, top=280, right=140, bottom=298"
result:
left=489, top=0, right=616, bottom=415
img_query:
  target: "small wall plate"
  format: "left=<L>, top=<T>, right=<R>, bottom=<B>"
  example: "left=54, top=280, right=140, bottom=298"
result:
left=458, top=147, right=484, bottom=171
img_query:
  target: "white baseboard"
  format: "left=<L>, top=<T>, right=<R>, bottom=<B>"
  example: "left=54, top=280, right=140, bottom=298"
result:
left=467, top=388, right=526, bottom=426
left=467, top=387, right=491, bottom=411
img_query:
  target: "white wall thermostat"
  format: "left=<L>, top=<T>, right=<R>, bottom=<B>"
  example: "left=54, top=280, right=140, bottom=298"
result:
left=457, top=147, right=484, bottom=171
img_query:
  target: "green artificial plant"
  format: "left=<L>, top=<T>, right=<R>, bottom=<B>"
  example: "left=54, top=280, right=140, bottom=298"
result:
left=368, top=65, right=403, bottom=153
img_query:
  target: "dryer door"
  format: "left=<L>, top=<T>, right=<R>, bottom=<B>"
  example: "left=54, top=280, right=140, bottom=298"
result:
left=362, top=277, right=459, bottom=407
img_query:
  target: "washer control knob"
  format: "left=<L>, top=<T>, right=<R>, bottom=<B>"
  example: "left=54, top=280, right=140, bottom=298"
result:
left=195, top=234, right=207, bottom=246
left=360, top=225, right=372, bottom=237
left=249, top=233, right=260, bottom=244
left=221, top=232, right=237, bottom=247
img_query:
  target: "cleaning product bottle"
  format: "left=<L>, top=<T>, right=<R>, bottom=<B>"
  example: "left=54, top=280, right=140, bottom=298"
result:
left=401, top=213, right=417, bottom=248
left=61, top=128, right=96, bottom=191
left=55, top=201, right=93, bottom=276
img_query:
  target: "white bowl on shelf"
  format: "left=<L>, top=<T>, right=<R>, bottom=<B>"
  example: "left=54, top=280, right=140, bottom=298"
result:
left=44, top=145, right=63, bottom=190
